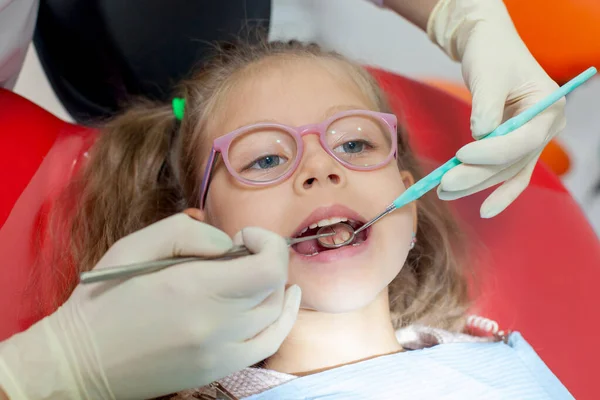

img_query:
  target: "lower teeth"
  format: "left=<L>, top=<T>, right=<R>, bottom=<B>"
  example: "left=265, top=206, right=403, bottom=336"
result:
left=303, top=239, right=363, bottom=257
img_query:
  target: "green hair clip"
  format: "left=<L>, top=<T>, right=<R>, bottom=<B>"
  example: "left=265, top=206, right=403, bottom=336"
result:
left=172, top=97, right=186, bottom=121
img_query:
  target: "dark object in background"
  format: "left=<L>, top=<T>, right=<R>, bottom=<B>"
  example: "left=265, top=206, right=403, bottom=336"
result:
left=34, top=0, right=271, bottom=124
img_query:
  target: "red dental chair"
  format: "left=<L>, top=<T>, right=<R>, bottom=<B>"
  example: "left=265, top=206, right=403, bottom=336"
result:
left=1, top=69, right=599, bottom=399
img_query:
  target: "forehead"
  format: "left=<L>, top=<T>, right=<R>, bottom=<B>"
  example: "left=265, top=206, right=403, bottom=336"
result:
left=209, top=57, right=377, bottom=137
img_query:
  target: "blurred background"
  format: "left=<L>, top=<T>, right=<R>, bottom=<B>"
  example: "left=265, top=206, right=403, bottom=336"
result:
left=12, top=0, right=600, bottom=235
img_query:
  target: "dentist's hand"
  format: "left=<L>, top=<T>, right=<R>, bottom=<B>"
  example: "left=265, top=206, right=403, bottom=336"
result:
left=428, top=0, right=566, bottom=218
left=0, top=214, right=301, bottom=400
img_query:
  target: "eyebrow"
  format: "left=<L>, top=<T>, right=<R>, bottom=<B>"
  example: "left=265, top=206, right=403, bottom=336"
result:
left=323, top=104, right=367, bottom=117
left=232, top=104, right=368, bottom=130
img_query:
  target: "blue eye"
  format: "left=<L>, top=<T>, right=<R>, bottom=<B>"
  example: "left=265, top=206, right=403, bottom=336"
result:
left=249, top=155, right=287, bottom=170
left=334, top=140, right=372, bottom=154
left=342, top=141, right=363, bottom=153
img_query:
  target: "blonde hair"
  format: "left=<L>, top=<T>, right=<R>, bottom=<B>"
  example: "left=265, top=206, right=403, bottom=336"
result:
left=51, top=39, right=470, bottom=332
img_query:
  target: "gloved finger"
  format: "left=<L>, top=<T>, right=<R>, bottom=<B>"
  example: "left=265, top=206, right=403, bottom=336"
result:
left=479, top=155, right=539, bottom=218
left=438, top=151, right=535, bottom=198
left=239, top=285, right=301, bottom=363
left=235, top=287, right=286, bottom=341
left=440, top=162, right=510, bottom=192
left=457, top=105, right=561, bottom=165
left=469, top=75, right=509, bottom=139
left=206, top=227, right=289, bottom=298
left=99, top=213, right=233, bottom=268
left=437, top=153, right=531, bottom=201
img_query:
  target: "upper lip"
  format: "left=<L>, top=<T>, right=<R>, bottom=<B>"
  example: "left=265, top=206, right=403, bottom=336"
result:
left=291, top=204, right=367, bottom=237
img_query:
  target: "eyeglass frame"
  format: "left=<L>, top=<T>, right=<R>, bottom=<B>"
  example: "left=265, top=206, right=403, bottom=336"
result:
left=199, top=109, right=399, bottom=210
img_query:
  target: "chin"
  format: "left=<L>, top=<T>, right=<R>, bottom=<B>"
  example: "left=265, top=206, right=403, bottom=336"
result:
left=296, top=265, right=411, bottom=314
left=290, top=251, right=400, bottom=314
left=299, top=284, right=383, bottom=313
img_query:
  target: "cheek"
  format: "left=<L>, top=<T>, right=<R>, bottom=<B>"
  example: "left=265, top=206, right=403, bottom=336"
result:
left=362, top=165, right=408, bottom=202
left=205, top=175, right=292, bottom=236
left=381, top=207, right=414, bottom=256
left=204, top=168, right=247, bottom=232
left=368, top=167, right=414, bottom=270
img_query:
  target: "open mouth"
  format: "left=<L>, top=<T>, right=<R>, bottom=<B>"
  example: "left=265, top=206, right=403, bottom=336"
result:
left=291, top=218, right=370, bottom=257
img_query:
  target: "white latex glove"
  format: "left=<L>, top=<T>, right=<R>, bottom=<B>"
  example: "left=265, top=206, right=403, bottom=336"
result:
left=428, top=0, right=567, bottom=218
left=0, top=214, right=301, bottom=400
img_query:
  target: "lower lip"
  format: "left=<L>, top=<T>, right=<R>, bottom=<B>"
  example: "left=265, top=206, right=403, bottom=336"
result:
left=290, top=228, right=371, bottom=264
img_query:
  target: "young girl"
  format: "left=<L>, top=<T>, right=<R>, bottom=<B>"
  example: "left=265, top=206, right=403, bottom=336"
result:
left=54, top=40, right=570, bottom=399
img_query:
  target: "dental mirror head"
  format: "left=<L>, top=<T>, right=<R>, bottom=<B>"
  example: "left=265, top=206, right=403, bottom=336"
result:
left=316, top=222, right=357, bottom=249
left=315, top=205, right=395, bottom=249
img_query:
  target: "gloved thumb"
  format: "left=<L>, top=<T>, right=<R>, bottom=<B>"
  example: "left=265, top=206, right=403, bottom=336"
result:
left=241, top=227, right=288, bottom=261
left=469, top=79, right=509, bottom=140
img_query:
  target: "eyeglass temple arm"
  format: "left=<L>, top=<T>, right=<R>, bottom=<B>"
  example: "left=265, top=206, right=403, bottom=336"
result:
left=199, top=149, right=219, bottom=209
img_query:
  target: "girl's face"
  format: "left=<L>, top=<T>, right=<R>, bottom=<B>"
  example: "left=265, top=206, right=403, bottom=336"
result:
left=199, top=58, right=415, bottom=312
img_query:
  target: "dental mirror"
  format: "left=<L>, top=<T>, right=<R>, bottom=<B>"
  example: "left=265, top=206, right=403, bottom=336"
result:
left=316, top=208, right=389, bottom=249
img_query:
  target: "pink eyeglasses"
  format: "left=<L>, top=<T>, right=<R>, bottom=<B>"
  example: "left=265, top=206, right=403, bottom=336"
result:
left=199, top=110, right=398, bottom=209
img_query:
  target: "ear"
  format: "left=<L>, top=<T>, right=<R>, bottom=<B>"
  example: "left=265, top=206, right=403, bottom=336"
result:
left=399, top=171, right=418, bottom=234
left=183, top=208, right=206, bottom=222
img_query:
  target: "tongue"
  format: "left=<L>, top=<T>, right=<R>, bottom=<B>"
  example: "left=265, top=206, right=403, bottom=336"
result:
left=294, top=238, right=321, bottom=255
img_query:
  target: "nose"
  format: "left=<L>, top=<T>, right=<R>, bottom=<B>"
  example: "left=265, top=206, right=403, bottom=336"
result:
left=293, top=136, right=346, bottom=192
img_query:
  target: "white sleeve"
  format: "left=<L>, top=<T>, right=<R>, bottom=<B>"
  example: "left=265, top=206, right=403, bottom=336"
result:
left=0, top=0, right=39, bottom=90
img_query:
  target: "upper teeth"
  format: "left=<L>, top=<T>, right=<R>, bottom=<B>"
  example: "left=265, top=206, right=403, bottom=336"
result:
left=299, top=217, right=349, bottom=234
